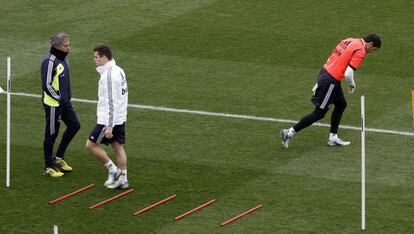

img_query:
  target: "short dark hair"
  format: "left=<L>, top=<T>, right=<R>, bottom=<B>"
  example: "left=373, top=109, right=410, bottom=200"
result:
left=93, top=44, right=112, bottom=60
left=364, top=33, right=381, bottom=48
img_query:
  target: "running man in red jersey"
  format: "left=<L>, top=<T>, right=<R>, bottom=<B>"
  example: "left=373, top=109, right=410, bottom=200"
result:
left=280, top=34, right=381, bottom=148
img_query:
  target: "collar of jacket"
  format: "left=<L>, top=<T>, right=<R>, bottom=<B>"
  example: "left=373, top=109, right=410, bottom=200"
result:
left=96, top=59, right=116, bottom=74
left=50, top=47, right=68, bottom=60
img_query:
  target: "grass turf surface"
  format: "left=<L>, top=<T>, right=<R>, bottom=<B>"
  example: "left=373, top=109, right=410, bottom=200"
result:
left=1, top=0, right=413, bottom=233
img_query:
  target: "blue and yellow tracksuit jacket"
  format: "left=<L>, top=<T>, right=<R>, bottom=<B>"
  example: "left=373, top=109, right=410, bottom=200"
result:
left=40, top=47, right=71, bottom=107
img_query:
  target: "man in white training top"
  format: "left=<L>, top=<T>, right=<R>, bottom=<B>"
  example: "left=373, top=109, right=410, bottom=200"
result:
left=86, top=44, right=129, bottom=189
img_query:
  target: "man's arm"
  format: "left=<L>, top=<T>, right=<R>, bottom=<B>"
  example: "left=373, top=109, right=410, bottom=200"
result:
left=104, top=68, right=118, bottom=138
left=41, top=59, right=60, bottom=101
left=345, top=65, right=356, bottom=94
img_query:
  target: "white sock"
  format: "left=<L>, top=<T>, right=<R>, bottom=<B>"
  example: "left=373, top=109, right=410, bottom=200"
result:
left=329, top=133, right=337, bottom=139
left=119, top=170, right=127, bottom=181
left=104, top=160, right=117, bottom=174
left=55, top=156, right=62, bottom=161
left=288, top=127, right=296, bottom=137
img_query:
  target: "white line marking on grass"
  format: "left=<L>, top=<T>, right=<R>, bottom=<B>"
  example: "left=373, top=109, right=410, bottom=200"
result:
left=7, top=91, right=414, bottom=137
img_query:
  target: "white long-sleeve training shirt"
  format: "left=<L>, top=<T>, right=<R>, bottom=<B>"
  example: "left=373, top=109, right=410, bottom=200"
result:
left=96, top=59, right=128, bottom=127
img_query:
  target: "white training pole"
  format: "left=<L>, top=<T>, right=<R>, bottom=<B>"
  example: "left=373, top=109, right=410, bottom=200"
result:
left=53, top=225, right=58, bottom=234
left=6, top=56, right=11, bottom=188
left=361, top=95, right=365, bottom=230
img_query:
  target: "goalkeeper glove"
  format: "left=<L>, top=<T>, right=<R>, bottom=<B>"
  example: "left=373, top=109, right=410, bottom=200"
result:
left=348, top=83, right=356, bottom=94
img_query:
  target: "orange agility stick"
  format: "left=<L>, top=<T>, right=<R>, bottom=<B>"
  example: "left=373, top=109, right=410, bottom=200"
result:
left=174, top=199, right=216, bottom=221
left=89, top=189, right=134, bottom=210
left=220, top=204, right=262, bottom=227
left=49, top=184, right=95, bottom=205
left=133, top=194, right=176, bottom=216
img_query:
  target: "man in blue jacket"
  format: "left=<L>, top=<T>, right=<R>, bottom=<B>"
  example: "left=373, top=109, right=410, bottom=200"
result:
left=41, top=32, right=80, bottom=177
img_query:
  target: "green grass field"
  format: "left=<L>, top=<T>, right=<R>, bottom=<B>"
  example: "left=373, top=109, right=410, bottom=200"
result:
left=1, top=0, right=413, bottom=233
